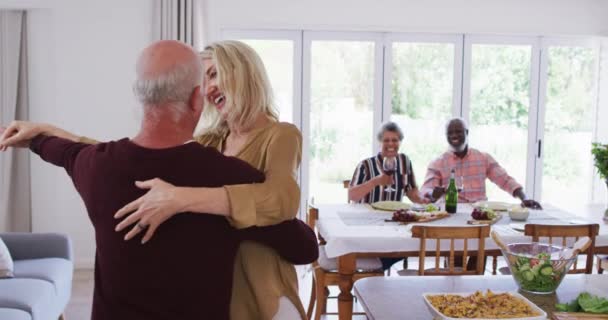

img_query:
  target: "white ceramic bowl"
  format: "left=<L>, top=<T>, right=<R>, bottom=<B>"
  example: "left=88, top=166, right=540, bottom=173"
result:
left=509, top=206, right=529, bottom=221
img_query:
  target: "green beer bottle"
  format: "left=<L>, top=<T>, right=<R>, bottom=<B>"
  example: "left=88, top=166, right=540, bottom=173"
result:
left=445, top=169, right=458, bottom=214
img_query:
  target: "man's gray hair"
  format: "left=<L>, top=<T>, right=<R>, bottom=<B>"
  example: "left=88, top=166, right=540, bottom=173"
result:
left=446, top=117, right=469, bottom=132
left=133, top=58, right=202, bottom=107
left=377, top=121, right=404, bottom=141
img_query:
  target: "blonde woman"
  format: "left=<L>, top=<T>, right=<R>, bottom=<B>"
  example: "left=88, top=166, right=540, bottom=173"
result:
left=1, top=40, right=307, bottom=320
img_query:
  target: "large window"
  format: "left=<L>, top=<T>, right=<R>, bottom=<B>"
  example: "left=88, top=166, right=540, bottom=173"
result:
left=238, top=39, right=295, bottom=123
left=541, top=45, right=598, bottom=211
left=308, top=39, right=377, bottom=203
left=390, top=40, right=459, bottom=185
left=467, top=41, right=534, bottom=202
left=222, top=30, right=604, bottom=214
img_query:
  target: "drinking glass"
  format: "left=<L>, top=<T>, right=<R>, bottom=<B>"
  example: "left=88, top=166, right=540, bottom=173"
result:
left=382, top=156, right=397, bottom=192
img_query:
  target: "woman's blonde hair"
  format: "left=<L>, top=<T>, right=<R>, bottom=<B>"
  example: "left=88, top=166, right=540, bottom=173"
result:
left=198, top=40, right=278, bottom=135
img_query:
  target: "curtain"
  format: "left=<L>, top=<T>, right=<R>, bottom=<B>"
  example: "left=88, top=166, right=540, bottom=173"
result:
left=0, top=11, right=31, bottom=232
left=154, top=0, right=206, bottom=50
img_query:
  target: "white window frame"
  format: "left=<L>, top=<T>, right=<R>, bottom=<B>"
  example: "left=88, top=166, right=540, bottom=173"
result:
left=301, top=31, right=385, bottom=209
left=382, top=33, right=465, bottom=121
left=463, top=35, right=541, bottom=199
left=220, top=29, right=303, bottom=129
left=219, top=29, right=606, bottom=213
left=220, top=29, right=307, bottom=217
left=536, top=37, right=601, bottom=203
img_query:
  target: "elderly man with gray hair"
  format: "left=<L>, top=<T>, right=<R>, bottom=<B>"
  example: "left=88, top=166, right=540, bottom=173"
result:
left=0, top=40, right=317, bottom=319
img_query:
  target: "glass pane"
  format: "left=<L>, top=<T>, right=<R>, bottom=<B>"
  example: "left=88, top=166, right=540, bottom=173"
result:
left=391, top=42, right=455, bottom=186
left=469, top=44, right=532, bottom=202
left=542, top=46, right=596, bottom=211
left=309, top=40, right=375, bottom=203
left=239, top=39, right=294, bottom=123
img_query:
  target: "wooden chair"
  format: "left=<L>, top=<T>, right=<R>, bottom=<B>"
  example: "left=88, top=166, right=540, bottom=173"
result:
left=306, top=206, right=384, bottom=320
left=524, top=224, right=599, bottom=274
left=399, top=225, right=490, bottom=276
left=599, top=256, right=608, bottom=274
left=342, top=179, right=351, bottom=189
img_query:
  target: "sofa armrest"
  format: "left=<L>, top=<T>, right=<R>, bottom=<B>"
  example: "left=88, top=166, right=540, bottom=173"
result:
left=0, top=232, right=72, bottom=261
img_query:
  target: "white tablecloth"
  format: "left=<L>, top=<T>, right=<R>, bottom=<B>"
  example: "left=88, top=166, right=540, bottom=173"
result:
left=316, top=203, right=608, bottom=258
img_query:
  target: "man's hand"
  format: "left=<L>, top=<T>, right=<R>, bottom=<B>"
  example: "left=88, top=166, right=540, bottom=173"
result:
left=513, top=188, right=542, bottom=209
left=430, top=186, right=446, bottom=201
left=522, top=199, right=542, bottom=210
left=373, top=173, right=393, bottom=186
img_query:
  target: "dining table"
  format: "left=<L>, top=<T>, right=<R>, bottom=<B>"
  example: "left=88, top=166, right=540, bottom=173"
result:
left=353, top=274, right=608, bottom=319
left=315, top=202, right=608, bottom=320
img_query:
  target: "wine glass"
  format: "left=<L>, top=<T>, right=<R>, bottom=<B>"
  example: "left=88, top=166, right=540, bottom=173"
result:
left=382, top=156, right=397, bottom=192
left=458, top=175, right=465, bottom=193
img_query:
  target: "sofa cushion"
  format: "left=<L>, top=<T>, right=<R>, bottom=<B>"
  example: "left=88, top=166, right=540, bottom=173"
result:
left=0, top=237, right=14, bottom=278
left=0, top=308, right=31, bottom=320
left=13, top=258, right=72, bottom=292
left=13, top=258, right=73, bottom=316
left=0, top=278, right=55, bottom=320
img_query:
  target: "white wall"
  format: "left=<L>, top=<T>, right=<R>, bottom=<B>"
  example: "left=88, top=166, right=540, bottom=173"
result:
left=2, top=0, right=607, bottom=267
left=21, top=0, right=154, bottom=268
left=204, top=0, right=608, bottom=41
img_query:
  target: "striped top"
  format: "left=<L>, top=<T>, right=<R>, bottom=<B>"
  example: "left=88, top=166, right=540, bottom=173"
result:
left=420, top=147, right=522, bottom=203
left=350, top=153, right=417, bottom=203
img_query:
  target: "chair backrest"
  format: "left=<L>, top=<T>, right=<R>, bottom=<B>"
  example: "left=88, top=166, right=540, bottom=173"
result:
left=307, top=205, right=325, bottom=245
left=343, top=180, right=351, bottom=203
left=524, top=224, right=599, bottom=274
left=342, top=180, right=351, bottom=189
left=411, top=225, right=490, bottom=276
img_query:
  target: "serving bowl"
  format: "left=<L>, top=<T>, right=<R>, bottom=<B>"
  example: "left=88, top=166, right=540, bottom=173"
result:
left=502, top=242, right=576, bottom=294
left=508, top=206, right=530, bottom=221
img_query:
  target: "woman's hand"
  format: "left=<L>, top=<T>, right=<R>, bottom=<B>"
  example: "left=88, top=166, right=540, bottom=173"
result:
left=114, top=178, right=185, bottom=244
left=373, top=173, right=393, bottom=186
left=0, top=121, right=46, bottom=151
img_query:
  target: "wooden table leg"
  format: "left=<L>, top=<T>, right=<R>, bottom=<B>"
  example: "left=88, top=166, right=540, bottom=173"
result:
left=337, top=254, right=356, bottom=320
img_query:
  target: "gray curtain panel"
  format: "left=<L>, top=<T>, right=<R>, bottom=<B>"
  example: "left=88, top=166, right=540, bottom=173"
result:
left=0, top=11, right=31, bottom=232
left=154, top=0, right=206, bottom=50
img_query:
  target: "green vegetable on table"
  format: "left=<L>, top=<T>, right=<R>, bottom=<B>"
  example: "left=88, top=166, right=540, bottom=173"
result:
left=424, top=204, right=439, bottom=212
left=512, top=253, right=562, bottom=292
left=556, top=292, right=608, bottom=314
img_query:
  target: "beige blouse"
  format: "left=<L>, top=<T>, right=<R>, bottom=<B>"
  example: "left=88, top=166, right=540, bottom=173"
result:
left=196, top=121, right=305, bottom=320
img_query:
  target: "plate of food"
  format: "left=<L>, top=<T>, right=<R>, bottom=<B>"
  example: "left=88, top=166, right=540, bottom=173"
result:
left=423, top=290, right=546, bottom=320
left=371, top=201, right=411, bottom=211
left=473, top=201, right=515, bottom=212
left=468, top=207, right=503, bottom=225
left=411, top=203, right=441, bottom=212
left=388, top=209, right=449, bottom=224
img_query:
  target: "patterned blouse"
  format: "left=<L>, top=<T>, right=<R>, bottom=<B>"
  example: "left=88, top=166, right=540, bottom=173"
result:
left=350, top=153, right=417, bottom=203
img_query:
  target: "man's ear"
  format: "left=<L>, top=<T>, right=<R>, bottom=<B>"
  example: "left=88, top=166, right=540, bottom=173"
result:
left=465, top=129, right=469, bottom=135
left=188, top=86, right=204, bottom=113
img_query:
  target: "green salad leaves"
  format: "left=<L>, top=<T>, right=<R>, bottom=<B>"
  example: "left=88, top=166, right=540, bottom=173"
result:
left=556, top=292, right=608, bottom=314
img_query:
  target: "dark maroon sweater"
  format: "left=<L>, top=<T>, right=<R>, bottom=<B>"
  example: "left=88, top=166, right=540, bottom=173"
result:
left=30, top=136, right=317, bottom=320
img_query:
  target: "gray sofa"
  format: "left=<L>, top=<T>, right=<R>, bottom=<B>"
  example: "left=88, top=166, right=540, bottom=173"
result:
left=0, top=233, right=73, bottom=320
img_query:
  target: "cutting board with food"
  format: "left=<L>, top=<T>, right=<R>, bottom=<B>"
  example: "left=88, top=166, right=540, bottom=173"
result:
left=386, top=205, right=449, bottom=224
left=468, top=207, right=502, bottom=225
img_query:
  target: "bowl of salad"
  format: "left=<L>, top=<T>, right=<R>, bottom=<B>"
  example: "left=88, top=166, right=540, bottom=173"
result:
left=502, top=243, right=576, bottom=294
